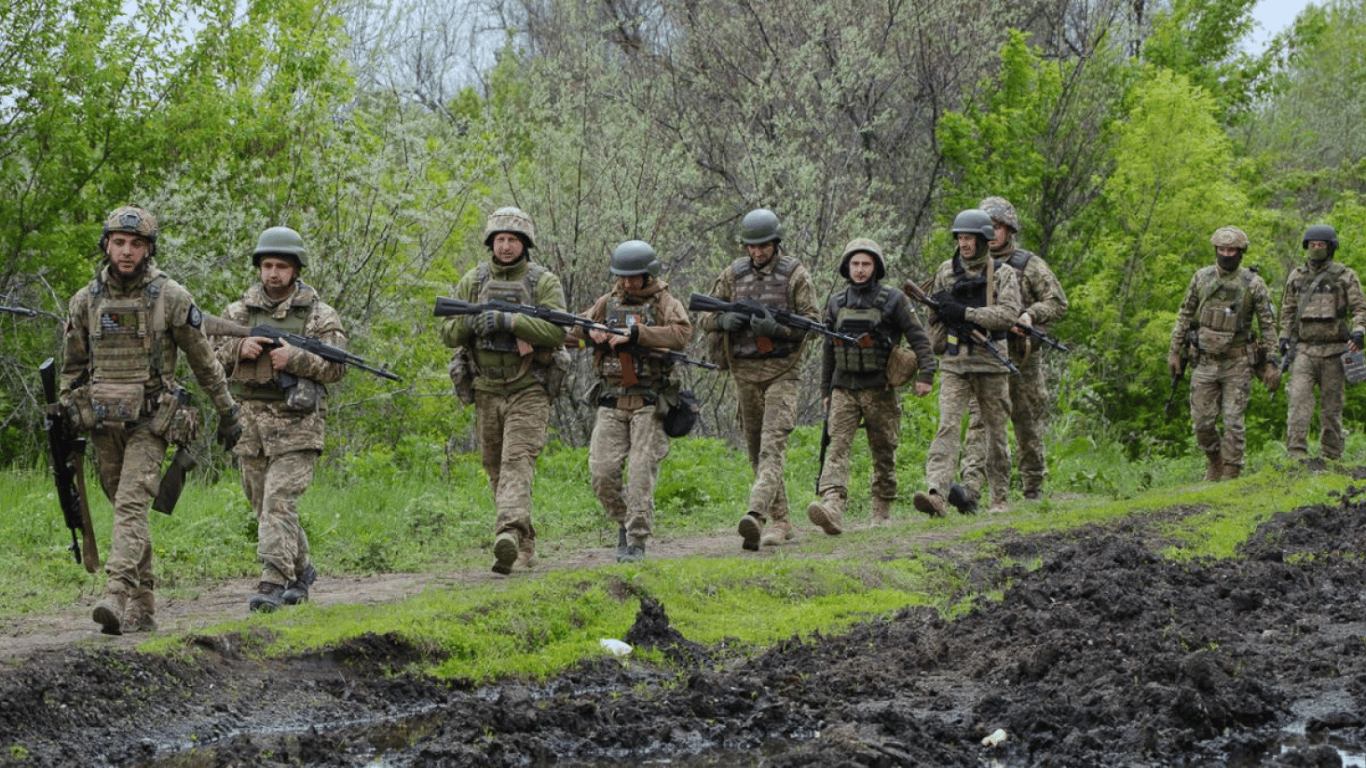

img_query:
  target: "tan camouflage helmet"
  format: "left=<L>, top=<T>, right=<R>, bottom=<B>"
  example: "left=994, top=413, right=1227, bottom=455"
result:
left=979, top=196, right=1020, bottom=233
left=101, top=205, right=158, bottom=249
left=1210, top=226, right=1250, bottom=251
left=483, top=206, right=536, bottom=249
left=838, top=237, right=887, bottom=281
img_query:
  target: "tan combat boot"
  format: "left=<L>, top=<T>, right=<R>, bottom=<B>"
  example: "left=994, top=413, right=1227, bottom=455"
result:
left=516, top=537, right=537, bottom=570
left=1222, top=463, right=1241, bottom=480
left=124, top=588, right=157, bottom=633
left=1203, top=452, right=1223, bottom=481
left=92, top=590, right=128, bottom=636
left=492, top=531, right=520, bottom=575
left=913, top=491, right=947, bottom=518
left=761, top=518, right=794, bottom=547
left=870, top=497, right=892, bottom=526
left=807, top=500, right=843, bottom=535
left=738, top=512, right=765, bottom=551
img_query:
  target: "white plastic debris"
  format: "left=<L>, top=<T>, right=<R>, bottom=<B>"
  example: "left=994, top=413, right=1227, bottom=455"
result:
left=599, top=638, right=632, bottom=656
left=982, top=728, right=1008, bottom=748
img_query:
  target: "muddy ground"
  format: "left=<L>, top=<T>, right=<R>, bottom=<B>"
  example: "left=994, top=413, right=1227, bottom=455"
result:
left=4, top=473, right=1366, bottom=767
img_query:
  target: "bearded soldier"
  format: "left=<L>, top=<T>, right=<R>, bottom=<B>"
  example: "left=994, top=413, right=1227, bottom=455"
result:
left=697, top=208, right=819, bottom=550
left=1167, top=227, right=1279, bottom=480
left=61, top=205, right=241, bottom=635
left=807, top=238, right=935, bottom=534
left=1280, top=224, right=1366, bottom=462
left=960, top=197, right=1068, bottom=502
left=575, top=241, right=691, bottom=562
left=913, top=209, right=1022, bottom=517
left=215, top=227, right=345, bottom=611
left=440, top=207, right=567, bottom=574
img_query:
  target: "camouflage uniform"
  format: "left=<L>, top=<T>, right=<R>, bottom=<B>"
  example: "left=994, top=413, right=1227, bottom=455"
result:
left=62, top=259, right=236, bottom=633
left=578, top=279, right=691, bottom=551
left=921, top=251, right=1022, bottom=510
left=698, top=247, right=818, bottom=548
left=216, top=281, right=345, bottom=591
left=961, top=244, right=1067, bottom=500
left=811, top=239, right=936, bottom=531
left=1281, top=252, right=1366, bottom=460
left=440, top=232, right=566, bottom=572
left=1169, top=264, right=1277, bottom=476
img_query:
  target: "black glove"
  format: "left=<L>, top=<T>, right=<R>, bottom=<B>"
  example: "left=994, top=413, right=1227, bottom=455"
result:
left=1352, top=331, right=1364, bottom=349
left=751, top=308, right=783, bottom=338
left=717, top=312, right=749, bottom=333
left=1279, top=337, right=1290, bottom=358
left=216, top=405, right=242, bottom=452
left=937, top=298, right=968, bottom=324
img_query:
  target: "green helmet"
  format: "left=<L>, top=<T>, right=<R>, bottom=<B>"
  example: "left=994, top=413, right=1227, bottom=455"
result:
left=838, top=237, right=886, bottom=281
left=1302, top=224, right=1338, bottom=250
left=609, top=240, right=661, bottom=276
left=101, top=205, right=159, bottom=255
left=951, top=209, right=994, bottom=241
left=1210, top=226, right=1249, bottom=251
left=739, top=208, right=783, bottom=245
left=978, top=196, right=1020, bottom=233
left=483, top=206, right=536, bottom=249
left=252, top=226, right=308, bottom=268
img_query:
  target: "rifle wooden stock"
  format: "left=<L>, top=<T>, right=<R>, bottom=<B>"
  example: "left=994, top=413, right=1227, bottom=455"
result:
left=203, top=314, right=402, bottom=382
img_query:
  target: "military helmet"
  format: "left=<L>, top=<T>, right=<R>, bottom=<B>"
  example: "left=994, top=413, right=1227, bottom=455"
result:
left=252, top=226, right=308, bottom=268
left=483, top=206, right=536, bottom=249
left=978, top=196, right=1021, bottom=233
left=609, top=240, right=661, bottom=276
left=739, top=208, right=783, bottom=245
left=951, top=209, right=995, bottom=241
left=102, top=205, right=158, bottom=243
left=838, top=237, right=887, bottom=281
left=1210, top=226, right=1250, bottom=251
left=1302, top=224, right=1338, bottom=250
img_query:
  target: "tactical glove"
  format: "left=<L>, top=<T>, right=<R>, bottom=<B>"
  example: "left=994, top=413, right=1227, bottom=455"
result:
left=473, top=310, right=514, bottom=336
left=750, top=308, right=784, bottom=339
left=1352, top=331, right=1364, bottom=350
left=216, top=405, right=242, bottom=452
left=936, top=298, right=968, bottom=324
left=717, top=312, right=749, bottom=333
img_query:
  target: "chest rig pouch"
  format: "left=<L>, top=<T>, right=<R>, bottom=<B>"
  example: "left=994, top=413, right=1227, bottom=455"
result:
left=730, top=255, right=800, bottom=359
left=86, top=275, right=169, bottom=425
left=229, top=302, right=319, bottom=410
left=1297, top=266, right=1346, bottom=344
left=833, top=287, right=894, bottom=374
left=598, top=297, right=671, bottom=398
left=471, top=262, right=559, bottom=387
left=1195, top=271, right=1249, bottom=357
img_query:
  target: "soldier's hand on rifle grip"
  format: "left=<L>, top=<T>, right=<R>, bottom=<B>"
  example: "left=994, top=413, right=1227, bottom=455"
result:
left=1167, top=353, right=1182, bottom=379
left=216, top=405, right=242, bottom=452
left=751, top=308, right=783, bottom=339
left=937, top=298, right=967, bottom=324
left=717, top=312, right=749, bottom=333
left=473, top=310, right=514, bottom=336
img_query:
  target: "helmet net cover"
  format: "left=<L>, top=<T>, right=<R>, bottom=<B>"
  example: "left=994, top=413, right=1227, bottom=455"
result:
left=483, top=207, right=536, bottom=249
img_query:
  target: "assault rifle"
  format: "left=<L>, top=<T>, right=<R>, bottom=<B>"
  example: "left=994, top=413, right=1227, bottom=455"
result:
left=1014, top=323, right=1070, bottom=352
left=1165, top=337, right=1192, bottom=416
left=584, top=339, right=717, bottom=388
left=900, top=279, right=1019, bottom=375
left=39, top=358, right=99, bottom=573
left=434, top=296, right=627, bottom=339
left=202, top=315, right=402, bottom=382
left=687, top=293, right=859, bottom=351
left=0, top=305, right=38, bottom=317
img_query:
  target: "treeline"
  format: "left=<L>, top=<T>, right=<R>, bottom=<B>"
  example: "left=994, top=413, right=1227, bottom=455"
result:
left=1, top=0, right=1363, bottom=469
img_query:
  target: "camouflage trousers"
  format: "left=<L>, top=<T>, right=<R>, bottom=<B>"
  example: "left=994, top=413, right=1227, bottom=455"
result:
left=736, top=375, right=799, bottom=523
left=925, top=370, right=1011, bottom=504
left=816, top=387, right=901, bottom=516
left=589, top=404, right=670, bottom=546
left=476, top=386, right=550, bottom=546
left=240, top=449, right=317, bottom=587
left=92, top=422, right=166, bottom=604
left=1287, top=353, right=1347, bottom=460
left=961, top=349, right=1048, bottom=496
left=1188, top=357, right=1251, bottom=468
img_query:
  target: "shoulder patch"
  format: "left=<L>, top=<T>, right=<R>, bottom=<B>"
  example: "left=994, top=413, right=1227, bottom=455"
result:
left=187, top=305, right=203, bottom=329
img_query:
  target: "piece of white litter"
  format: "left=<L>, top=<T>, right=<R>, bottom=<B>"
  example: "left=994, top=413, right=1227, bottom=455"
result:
left=599, top=638, right=632, bottom=656
left=982, top=728, right=1008, bottom=747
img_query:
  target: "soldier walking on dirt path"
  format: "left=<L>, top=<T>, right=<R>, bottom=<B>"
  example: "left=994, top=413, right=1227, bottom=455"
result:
left=215, top=227, right=345, bottom=612
left=912, top=209, right=1022, bottom=518
left=61, top=205, right=241, bottom=635
left=960, top=197, right=1068, bottom=502
left=1280, top=224, right=1366, bottom=462
left=807, top=238, right=935, bottom=534
left=572, top=241, right=692, bottom=563
left=697, top=208, right=819, bottom=551
left=1167, top=226, right=1279, bottom=481
left=440, top=207, right=567, bottom=575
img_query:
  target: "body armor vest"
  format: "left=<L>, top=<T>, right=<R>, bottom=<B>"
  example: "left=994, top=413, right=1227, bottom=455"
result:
left=87, top=274, right=170, bottom=385
left=950, top=256, right=1007, bottom=341
left=730, top=254, right=800, bottom=358
left=471, top=261, right=548, bottom=381
left=1194, top=268, right=1253, bottom=357
left=229, top=300, right=313, bottom=401
left=833, top=286, right=894, bottom=373
left=1295, top=263, right=1349, bottom=343
left=596, top=296, right=672, bottom=398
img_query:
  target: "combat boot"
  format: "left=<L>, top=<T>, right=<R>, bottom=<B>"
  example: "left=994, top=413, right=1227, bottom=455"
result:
left=1222, top=463, right=1241, bottom=480
left=913, top=491, right=947, bottom=518
left=516, top=537, right=537, bottom=570
left=92, top=591, right=127, bottom=636
left=618, top=541, right=645, bottom=563
left=492, top=531, right=519, bottom=575
left=806, top=500, right=843, bottom=536
left=947, top=483, right=979, bottom=515
left=124, top=589, right=157, bottom=632
left=1203, top=452, right=1223, bottom=482
left=282, top=563, right=317, bottom=606
left=761, top=518, right=794, bottom=546
left=249, top=582, right=285, bottom=613
left=614, top=524, right=628, bottom=560
left=871, top=497, right=892, bottom=526
left=737, top=512, right=764, bottom=551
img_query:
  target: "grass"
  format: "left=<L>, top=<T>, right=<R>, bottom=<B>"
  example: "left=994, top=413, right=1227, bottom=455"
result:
left=7, top=419, right=1365, bottom=684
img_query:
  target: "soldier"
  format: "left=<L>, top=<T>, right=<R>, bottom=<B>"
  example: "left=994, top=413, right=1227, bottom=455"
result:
left=960, top=197, right=1068, bottom=502
left=575, top=241, right=692, bottom=562
left=807, top=238, right=936, bottom=534
left=215, top=227, right=345, bottom=611
left=912, top=209, right=1022, bottom=517
left=697, top=208, right=819, bottom=550
left=1166, top=227, right=1279, bottom=480
left=60, top=205, right=241, bottom=635
left=440, top=207, right=567, bottom=574
left=1280, top=224, right=1366, bottom=462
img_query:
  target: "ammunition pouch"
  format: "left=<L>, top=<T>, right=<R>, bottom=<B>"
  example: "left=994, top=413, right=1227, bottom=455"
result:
left=284, top=378, right=322, bottom=413
left=448, top=348, right=475, bottom=405
left=63, top=387, right=98, bottom=432
left=1195, top=327, right=1238, bottom=358
left=533, top=347, right=572, bottom=399
left=89, top=382, right=146, bottom=425
left=149, top=388, right=200, bottom=446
